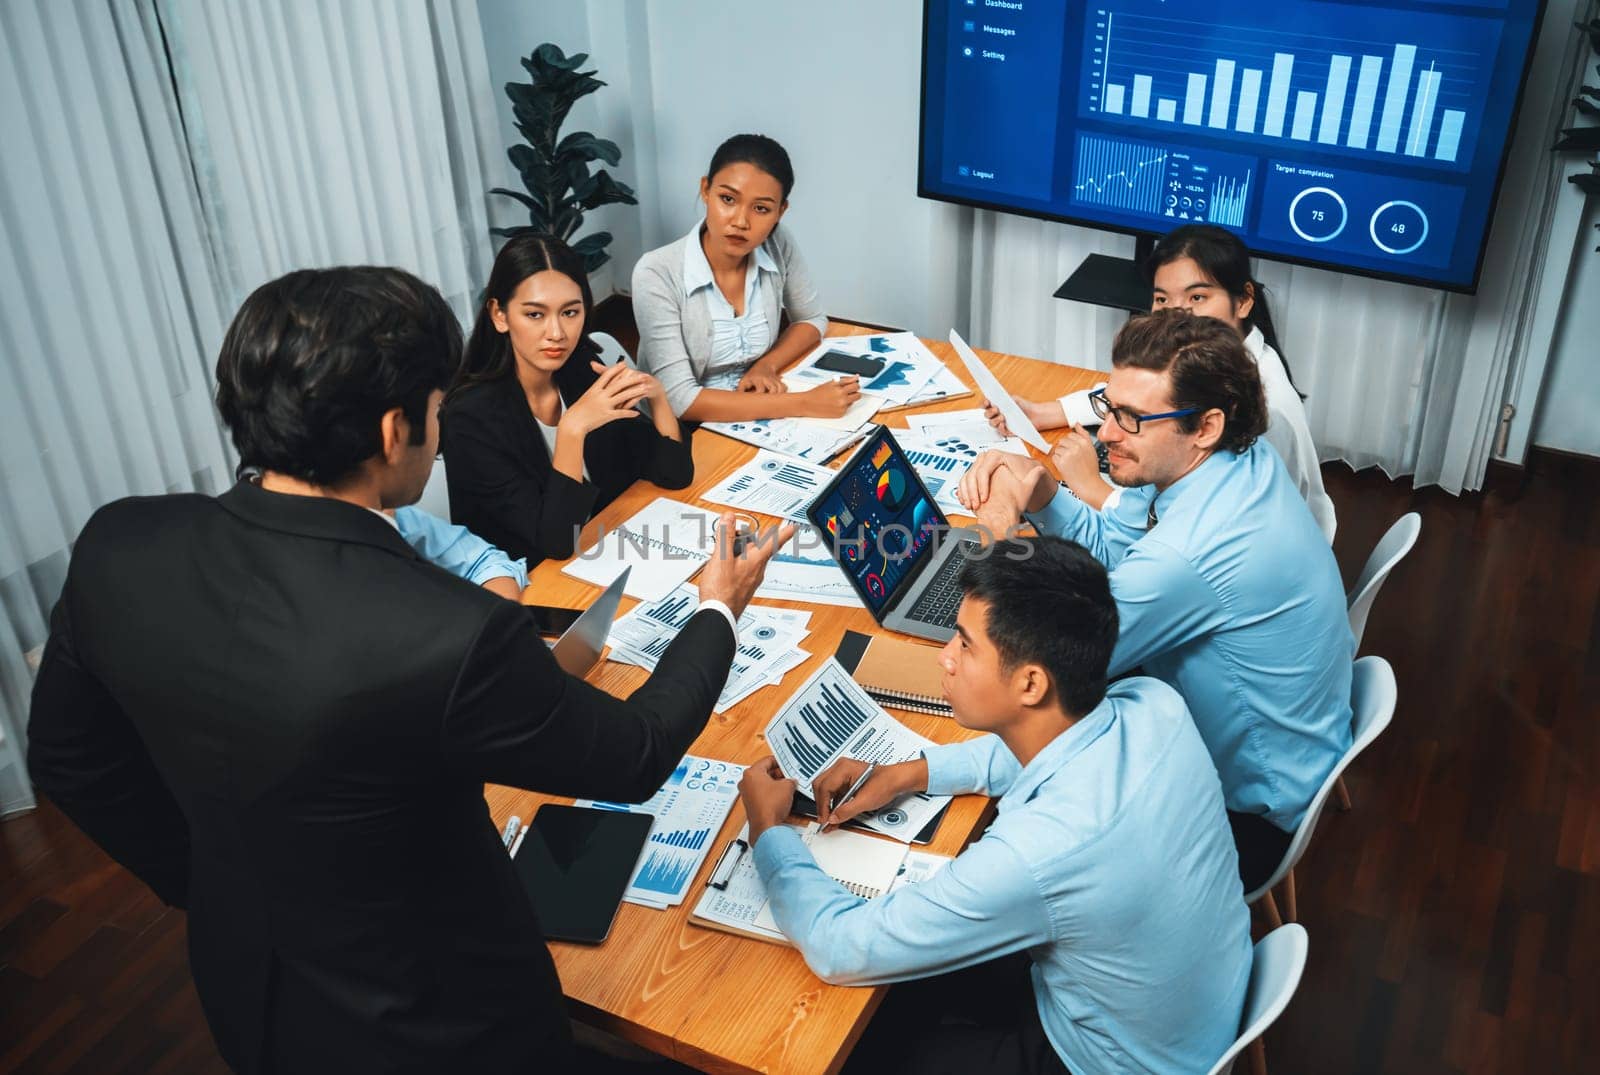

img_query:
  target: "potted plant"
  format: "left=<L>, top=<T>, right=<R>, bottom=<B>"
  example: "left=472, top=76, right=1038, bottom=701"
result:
left=491, top=43, right=638, bottom=271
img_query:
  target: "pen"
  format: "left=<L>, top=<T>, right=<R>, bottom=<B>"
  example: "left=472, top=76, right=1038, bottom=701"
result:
left=501, top=815, right=521, bottom=850
left=827, top=763, right=877, bottom=825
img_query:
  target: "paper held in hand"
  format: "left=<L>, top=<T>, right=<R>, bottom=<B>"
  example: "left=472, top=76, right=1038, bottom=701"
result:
left=947, top=329, right=1051, bottom=453
left=762, top=659, right=950, bottom=842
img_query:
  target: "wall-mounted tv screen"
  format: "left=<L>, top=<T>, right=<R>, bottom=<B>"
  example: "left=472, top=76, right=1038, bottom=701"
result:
left=918, top=0, right=1545, bottom=292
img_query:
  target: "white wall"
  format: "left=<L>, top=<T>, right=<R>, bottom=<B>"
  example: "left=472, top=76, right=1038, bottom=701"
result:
left=1530, top=198, right=1600, bottom=457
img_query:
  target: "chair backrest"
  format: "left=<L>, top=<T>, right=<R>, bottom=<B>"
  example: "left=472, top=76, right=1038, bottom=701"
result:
left=1346, top=513, right=1420, bottom=648
left=589, top=330, right=634, bottom=369
left=414, top=456, right=451, bottom=520
left=1244, top=656, right=1397, bottom=904
left=1205, top=924, right=1310, bottom=1075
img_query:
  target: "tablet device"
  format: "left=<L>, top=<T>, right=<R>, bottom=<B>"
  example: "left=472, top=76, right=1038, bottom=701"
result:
left=548, top=566, right=630, bottom=677
left=511, top=804, right=653, bottom=944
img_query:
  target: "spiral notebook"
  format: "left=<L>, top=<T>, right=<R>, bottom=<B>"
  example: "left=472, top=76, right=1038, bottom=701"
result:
left=561, top=497, right=717, bottom=601
left=833, top=630, right=952, bottom=716
left=690, top=822, right=942, bottom=945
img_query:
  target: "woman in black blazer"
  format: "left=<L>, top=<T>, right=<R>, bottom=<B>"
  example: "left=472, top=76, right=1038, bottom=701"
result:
left=441, top=234, right=693, bottom=565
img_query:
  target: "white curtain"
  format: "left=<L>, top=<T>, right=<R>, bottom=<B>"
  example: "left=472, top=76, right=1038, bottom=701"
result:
left=0, top=0, right=504, bottom=815
left=159, top=0, right=502, bottom=321
left=967, top=8, right=1591, bottom=496
left=0, top=0, right=235, bottom=815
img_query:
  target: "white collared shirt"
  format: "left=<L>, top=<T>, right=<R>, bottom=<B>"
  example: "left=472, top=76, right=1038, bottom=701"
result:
left=681, top=222, right=778, bottom=386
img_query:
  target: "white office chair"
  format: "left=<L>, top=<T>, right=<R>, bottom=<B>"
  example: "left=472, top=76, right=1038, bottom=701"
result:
left=1205, top=924, right=1310, bottom=1075
left=1347, top=512, right=1421, bottom=650
left=1333, top=512, right=1419, bottom=810
left=414, top=457, right=452, bottom=521
left=1247, top=656, right=1397, bottom=926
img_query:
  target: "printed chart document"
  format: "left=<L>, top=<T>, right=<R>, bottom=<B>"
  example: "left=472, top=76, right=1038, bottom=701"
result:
left=783, top=333, right=945, bottom=407
left=690, top=822, right=948, bottom=944
left=948, top=329, right=1050, bottom=452
left=762, top=660, right=950, bottom=842
left=753, top=528, right=866, bottom=608
left=576, top=755, right=745, bottom=909
left=895, top=433, right=1029, bottom=518
left=700, top=416, right=869, bottom=464
left=606, top=584, right=814, bottom=712
left=562, top=497, right=716, bottom=601
left=903, top=410, right=1028, bottom=459
left=700, top=450, right=835, bottom=523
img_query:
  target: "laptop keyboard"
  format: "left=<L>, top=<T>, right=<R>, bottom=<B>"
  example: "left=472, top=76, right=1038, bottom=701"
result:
left=906, top=543, right=978, bottom=628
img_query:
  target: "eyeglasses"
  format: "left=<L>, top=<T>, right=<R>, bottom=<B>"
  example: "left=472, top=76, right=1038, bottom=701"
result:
left=1088, top=387, right=1199, bottom=435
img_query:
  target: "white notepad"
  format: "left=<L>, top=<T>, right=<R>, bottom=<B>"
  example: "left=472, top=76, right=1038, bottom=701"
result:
left=561, top=497, right=717, bottom=601
left=690, top=822, right=942, bottom=945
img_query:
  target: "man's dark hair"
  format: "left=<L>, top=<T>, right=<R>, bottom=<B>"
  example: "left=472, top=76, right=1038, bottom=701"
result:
left=957, top=537, right=1119, bottom=717
left=706, top=133, right=795, bottom=201
left=216, top=266, right=462, bottom=485
left=1111, top=308, right=1268, bottom=453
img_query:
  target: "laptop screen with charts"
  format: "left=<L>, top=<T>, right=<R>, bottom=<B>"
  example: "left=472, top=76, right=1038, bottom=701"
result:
left=805, top=427, right=975, bottom=643
left=549, top=566, right=630, bottom=677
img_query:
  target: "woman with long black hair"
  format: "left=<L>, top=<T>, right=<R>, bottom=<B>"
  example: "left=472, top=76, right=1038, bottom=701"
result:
left=440, top=234, right=692, bottom=565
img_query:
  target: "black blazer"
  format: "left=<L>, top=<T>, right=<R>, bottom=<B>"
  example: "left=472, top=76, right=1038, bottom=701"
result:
left=26, top=480, right=734, bottom=1075
left=440, top=352, right=694, bottom=566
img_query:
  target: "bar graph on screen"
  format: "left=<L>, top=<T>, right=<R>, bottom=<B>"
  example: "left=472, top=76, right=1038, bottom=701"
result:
left=1083, top=4, right=1493, bottom=167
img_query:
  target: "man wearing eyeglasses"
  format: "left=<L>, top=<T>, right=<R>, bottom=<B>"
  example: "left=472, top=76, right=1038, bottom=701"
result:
left=957, top=309, right=1353, bottom=892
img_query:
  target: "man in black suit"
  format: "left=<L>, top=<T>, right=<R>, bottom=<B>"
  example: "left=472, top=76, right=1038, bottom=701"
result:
left=26, top=266, right=787, bottom=1074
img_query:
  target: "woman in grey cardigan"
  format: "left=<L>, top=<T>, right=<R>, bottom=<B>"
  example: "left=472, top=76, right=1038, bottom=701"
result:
left=632, top=134, right=862, bottom=422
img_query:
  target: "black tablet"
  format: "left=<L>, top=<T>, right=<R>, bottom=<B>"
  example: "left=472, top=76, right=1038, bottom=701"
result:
left=512, top=805, right=652, bottom=944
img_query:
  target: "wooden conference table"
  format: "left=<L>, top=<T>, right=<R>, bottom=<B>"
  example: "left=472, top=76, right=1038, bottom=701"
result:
left=486, top=325, right=1101, bottom=1074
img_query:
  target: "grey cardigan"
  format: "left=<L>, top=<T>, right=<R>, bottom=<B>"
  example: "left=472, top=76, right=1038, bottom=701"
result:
left=631, top=222, right=828, bottom=415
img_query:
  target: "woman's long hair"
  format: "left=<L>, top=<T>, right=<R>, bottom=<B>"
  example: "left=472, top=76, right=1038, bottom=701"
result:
left=445, top=233, right=596, bottom=406
left=1144, top=224, right=1301, bottom=396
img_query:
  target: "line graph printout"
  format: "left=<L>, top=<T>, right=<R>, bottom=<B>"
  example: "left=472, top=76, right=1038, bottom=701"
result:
left=577, top=754, right=745, bottom=908
left=753, top=528, right=867, bottom=608
left=763, top=660, right=950, bottom=842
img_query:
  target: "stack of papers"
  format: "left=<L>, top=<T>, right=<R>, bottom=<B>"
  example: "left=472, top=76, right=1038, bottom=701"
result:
left=607, top=584, right=814, bottom=712
left=576, top=754, right=745, bottom=908
left=700, top=416, right=870, bottom=463
left=762, top=660, right=952, bottom=843
left=751, top=527, right=865, bottom=608
left=783, top=333, right=946, bottom=408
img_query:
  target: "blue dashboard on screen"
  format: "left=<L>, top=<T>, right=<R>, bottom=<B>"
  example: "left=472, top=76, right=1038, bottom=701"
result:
left=918, top=0, right=1544, bottom=291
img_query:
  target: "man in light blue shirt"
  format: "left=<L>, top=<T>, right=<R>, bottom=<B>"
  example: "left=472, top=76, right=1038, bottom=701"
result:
left=390, top=505, right=527, bottom=598
left=959, top=309, right=1353, bottom=890
left=738, top=537, right=1251, bottom=1075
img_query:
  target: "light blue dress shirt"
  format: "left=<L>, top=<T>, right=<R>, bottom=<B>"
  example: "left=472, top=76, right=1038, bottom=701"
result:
left=1029, top=441, right=1353, bottom=832
left=390, top=506, right=529, bottom=590
left=754, top=678, right=1252, bottom=1075
left=682, top=223, right=777, bottom=386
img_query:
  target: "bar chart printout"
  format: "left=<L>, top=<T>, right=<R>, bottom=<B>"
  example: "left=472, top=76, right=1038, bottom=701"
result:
left=577, top=754, right=745, bottom=907
left=763, top=661, right=953, bottom=842
left=1083, top=5, right=1488, bottom=167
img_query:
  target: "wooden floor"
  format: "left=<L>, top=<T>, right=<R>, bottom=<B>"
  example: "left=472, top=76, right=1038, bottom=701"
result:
left=3, top=450, right=1596, bottom=1074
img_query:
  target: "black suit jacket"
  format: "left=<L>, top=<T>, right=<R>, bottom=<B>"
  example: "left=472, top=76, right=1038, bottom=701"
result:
left=440, top=352, right=694, bottom=567
left=26, top=481, right=734, bottom=1075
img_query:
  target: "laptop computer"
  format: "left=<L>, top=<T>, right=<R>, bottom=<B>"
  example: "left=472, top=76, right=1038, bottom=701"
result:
left=805, top=427, right=980, bottom=644
left=549, top=566, right=630, bottom=676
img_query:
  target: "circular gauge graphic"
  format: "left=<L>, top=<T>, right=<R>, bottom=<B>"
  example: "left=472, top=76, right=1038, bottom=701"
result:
left=864, top=573, right=886, bottom=600
left=876, top=468, right=912, bottom=511
left=912, top=498, right=937, bottom=536
left=879, top=809, right=908, bottom=828
left=1368, top=200, right=1429, bottom=255
left=753, top=624, right=777, bottom=641
left=1288, top=186, right=1348, bottom=244
left=760, top=458, right=785, bottom=474
left=843, top=541, right=861, bottom=561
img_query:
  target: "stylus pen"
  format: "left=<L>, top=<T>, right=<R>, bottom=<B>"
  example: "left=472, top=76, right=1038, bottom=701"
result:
left=827, top=763, right=877, bottom=826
